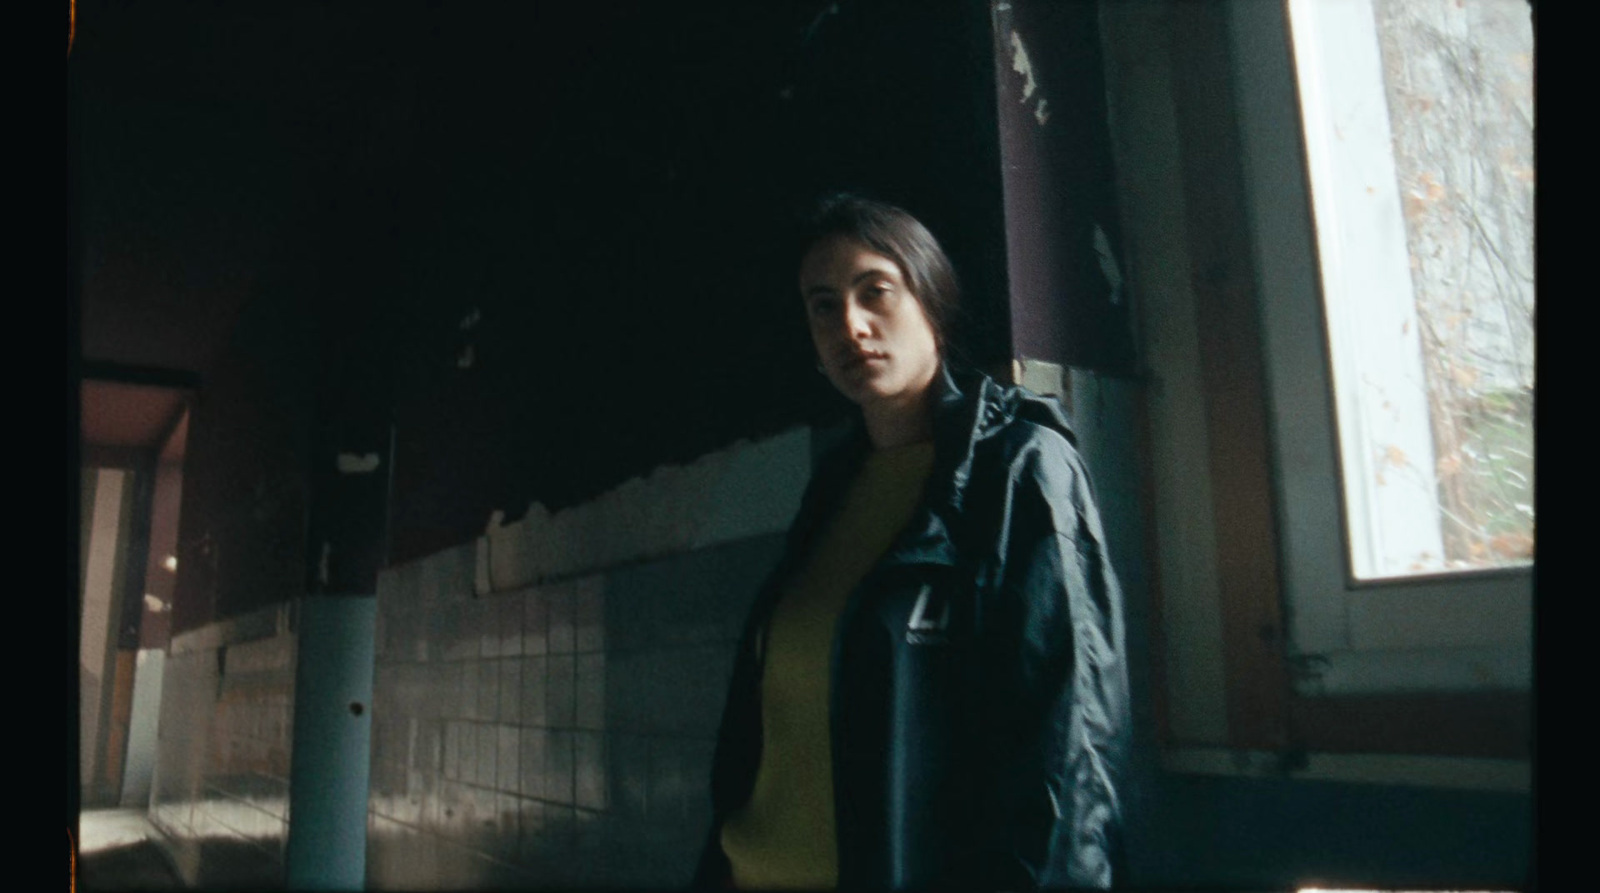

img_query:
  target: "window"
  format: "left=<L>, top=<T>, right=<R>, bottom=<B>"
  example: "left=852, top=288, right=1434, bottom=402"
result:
left=1232, top=0, right=1532, bottom=697
left=1289, top=0, right=1533, bottom=581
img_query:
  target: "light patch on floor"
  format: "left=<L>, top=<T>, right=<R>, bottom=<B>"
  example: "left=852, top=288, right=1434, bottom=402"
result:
left=78, top=808, right=163, bottom=853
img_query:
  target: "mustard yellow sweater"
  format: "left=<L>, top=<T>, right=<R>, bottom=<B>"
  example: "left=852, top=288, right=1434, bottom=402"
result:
left=719, top=440, right=935, bottom=889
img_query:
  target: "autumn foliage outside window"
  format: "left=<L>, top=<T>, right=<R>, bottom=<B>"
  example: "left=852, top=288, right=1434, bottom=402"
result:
left=1289, top=0, right=1533, bottom=580
left=1373, top=0, right=1534, bottom=571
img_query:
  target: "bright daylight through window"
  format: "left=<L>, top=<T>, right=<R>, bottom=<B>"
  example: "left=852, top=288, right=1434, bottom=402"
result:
left=1287, top=0, right=1533, bottom=581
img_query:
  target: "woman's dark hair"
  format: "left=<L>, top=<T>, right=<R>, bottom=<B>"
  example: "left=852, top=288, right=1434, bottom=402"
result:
left=798, top=193, right=963, bottom=354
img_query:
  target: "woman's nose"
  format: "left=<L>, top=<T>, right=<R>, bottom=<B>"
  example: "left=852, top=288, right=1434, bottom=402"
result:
left=842, top=300, right=872, bottom=341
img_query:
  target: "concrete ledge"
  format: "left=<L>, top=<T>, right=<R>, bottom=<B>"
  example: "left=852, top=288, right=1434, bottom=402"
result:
left=1161, top=747, right=1530, bottom=793
left=477, top=427, right=810, bottom=593
left=170, top=602, right=294, bottom=655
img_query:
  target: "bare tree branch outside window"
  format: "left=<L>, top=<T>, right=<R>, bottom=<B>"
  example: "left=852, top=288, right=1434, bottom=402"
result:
left=1371, top=0, right=1534, bottom=569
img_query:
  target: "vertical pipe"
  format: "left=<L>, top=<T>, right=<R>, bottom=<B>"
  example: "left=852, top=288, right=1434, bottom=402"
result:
left=285, top=596, right=377, bottom=889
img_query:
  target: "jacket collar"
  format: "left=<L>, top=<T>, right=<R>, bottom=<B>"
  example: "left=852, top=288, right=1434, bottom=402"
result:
left=884, top=362, right=1076, bottom=570
left=803, top=361, right=1077, bottom=571
left=926, top=362, right=1077, bottom=505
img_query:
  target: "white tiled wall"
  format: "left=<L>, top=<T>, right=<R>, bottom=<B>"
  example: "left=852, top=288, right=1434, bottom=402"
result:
left=148, top=607, right=297, bottom=887
left=367, top=535, right=783, bottom=889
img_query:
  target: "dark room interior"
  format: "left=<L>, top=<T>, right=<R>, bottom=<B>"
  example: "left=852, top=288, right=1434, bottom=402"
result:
left=71, top=0, right=1534, bottom=889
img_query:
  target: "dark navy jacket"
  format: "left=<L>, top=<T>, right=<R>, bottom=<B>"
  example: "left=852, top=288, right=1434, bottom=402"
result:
left=696, top=366, right=1130, bottom=889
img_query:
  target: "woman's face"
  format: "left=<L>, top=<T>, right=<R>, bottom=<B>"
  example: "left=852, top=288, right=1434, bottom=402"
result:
left=799, top=235, right=941, bottom=409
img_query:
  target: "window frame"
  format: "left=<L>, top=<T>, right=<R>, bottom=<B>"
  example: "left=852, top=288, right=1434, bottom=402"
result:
left=1115, top=0, right=1532, bottom=763
left=1228, top=0, right=1532, bottom=702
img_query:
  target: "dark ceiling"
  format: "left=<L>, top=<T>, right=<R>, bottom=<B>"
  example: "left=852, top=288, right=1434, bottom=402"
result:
left=70, top=1, right=841, bottom=467
left=69, top=0, right=1010, bottom=564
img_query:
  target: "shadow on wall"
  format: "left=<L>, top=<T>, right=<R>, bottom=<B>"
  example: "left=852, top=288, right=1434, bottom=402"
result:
left=147, top=608, right=297, bottom=888
left=365, top=429, right=811, bottom=889
left=366, top=533, right=788, bottom=888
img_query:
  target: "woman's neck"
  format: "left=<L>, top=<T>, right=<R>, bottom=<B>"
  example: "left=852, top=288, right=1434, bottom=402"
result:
left=862, top=391, right=935, bottom=450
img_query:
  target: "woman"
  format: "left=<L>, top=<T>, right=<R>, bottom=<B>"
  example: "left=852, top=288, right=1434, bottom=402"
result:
left=696, top=195, right=1130, bottom=890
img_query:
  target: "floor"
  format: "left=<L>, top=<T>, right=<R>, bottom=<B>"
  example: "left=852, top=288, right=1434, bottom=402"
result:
left=77, top=809, right=183, bottom=891
left=77, top=807, right=289, bottom=891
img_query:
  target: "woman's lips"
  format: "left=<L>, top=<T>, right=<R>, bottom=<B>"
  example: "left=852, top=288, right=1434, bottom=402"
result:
left=840, top=349, right=888, bottom=369
left=839, top=351, right=887, bottom=373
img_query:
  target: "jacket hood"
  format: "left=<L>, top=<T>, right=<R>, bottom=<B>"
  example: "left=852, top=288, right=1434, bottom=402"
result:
left=926, top=362, right=1077, bottom=515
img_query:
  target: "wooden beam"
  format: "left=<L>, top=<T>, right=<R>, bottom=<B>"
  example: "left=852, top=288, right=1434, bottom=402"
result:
left=81, top=360, right=201, bottom=391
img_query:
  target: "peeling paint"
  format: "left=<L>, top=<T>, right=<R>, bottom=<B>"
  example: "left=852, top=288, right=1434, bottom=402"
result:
left=1009, top=30, right=1038, bottom=102
left=1093, top=222, right=1124, bottom=305
left=1016, top=358, right=1067, bottom=400
left=336, top=452, right=381, bottom=474
left=1009, top=30, right=1052, bottom=128
left=318, top=541, right=332, bottom=586
left=478, top=427, right=810, bottom=592
left=457, top=345, right=474, bottom=369
left=459, top=308, right=481, bottom=330
left=474, top=514, right=499, bottom=596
